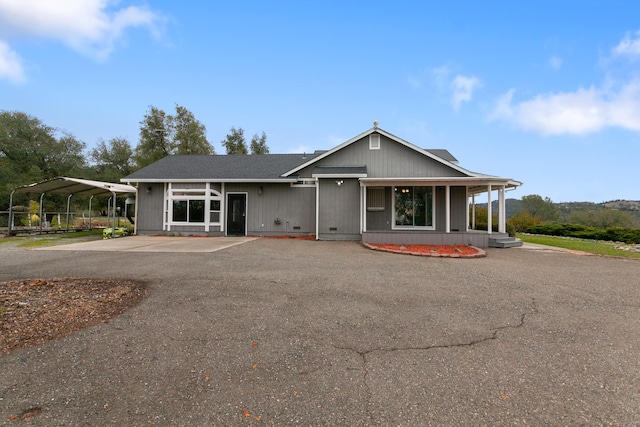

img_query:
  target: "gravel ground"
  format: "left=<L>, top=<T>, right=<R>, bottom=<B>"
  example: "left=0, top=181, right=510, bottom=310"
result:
left=1, top=238, right=639, bottom=426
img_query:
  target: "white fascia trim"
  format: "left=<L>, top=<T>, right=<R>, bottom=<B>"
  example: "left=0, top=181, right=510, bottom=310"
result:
left=124, top=178, right=298, bottom=184
left=312, top=173, right=368, bottom=178
left=360, top=177, right=519, bottom=185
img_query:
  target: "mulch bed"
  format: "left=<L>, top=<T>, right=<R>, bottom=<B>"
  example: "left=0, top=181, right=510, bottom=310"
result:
left=363, top=242, right=486, bottom=258
left=0, top=278, right=148, bottom=355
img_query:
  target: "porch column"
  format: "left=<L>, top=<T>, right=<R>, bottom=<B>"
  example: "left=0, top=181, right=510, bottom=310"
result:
left=445, top=185, right=450, bottom=233
left=220, top=182, right=225, bottom=233
left=498, top=185, right=506, bottom=233
left=361, top=184, right=366, bottom=233
left=487, top=185, right=492, bottom=235
left=471, top=193, right=476, bottom=230
left=465, top=187, right=470, bottom=231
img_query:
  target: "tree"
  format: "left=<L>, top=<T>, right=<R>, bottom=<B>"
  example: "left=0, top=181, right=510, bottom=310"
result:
left=250, top=132, right=269, bottom=154
left=0, top=110, right=87, bottom=209
left=134, top=105, right=214, bottom=168
left=507, top=211, right=540, bottom=234
left=222, top=127, right=248, bottom=155
left=568, top=209, right=636, bottom=229
left=133, top=106, right=173, bottom=168
left=173, top=105, right=214, bottom=155
left=89, top=137, right=134, bottom=182
left=518, top=194, right=560, bottom=222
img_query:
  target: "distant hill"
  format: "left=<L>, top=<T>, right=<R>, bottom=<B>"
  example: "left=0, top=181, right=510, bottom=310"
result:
left=477, top=199, right=640, bottom=225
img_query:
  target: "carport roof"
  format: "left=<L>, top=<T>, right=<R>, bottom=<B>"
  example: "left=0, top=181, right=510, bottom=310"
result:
left=13, top=177, right=137, bottom=196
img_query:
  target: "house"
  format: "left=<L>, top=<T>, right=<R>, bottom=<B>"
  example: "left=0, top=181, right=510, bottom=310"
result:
left=121, top=124, right=522, bottom=247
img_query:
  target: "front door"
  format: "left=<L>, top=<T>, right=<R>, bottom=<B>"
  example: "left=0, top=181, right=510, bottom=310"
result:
left=226, top=194, right=246, bottom=236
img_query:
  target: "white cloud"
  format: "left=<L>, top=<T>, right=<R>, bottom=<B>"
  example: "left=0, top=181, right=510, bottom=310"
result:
left=0, top=40, right=25, bottom=83
left=489, top=31, right=640, bottom=135
left=613, top=30, right=640, bottom=57
left=0, top=0, right=164, bottom=81
left=549, top=55, right=563, bottom=70
left=451, top=75, right=481, bottom=111
left=430, top=65, right=452, bottom=91
left=489, top=81, right=640, bottom=135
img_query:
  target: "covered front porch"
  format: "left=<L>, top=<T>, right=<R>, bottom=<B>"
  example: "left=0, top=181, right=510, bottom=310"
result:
left=359, top=178, right=521, bottom=248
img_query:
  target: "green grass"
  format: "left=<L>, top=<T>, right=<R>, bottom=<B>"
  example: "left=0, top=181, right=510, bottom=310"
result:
left=0, top=229, right=104, bottom=248
left=517, top=234, right=640, bottom=259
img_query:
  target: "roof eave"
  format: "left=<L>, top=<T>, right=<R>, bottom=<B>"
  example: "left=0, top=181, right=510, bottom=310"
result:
left=121, top=178, right=299, bottom=184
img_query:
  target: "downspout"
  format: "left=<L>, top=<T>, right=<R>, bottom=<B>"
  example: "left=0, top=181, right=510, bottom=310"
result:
left=315, top=177, right=319, bottom=240
left=66, top=194, right=73, bottom=232
left=7, top=189, right=15, bottom=236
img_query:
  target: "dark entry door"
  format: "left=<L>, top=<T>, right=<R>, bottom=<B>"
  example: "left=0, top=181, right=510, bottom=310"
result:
left=226, top=194, right=246, bottom=236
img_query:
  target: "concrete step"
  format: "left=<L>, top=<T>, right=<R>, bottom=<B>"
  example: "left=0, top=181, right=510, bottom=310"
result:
left=488, top=236, right=523, bottom=248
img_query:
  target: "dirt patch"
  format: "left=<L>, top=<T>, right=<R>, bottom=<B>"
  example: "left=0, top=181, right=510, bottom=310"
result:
left=363, top=243, right=485, bottom=258
left=0, top=278, right=148, bottom=355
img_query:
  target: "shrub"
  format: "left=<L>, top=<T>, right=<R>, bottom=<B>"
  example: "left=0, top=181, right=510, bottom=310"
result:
left=522, top=223, right=640, bottom=244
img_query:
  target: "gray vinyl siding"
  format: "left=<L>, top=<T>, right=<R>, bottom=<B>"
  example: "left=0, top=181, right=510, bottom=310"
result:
left=436, top=186, right=467, bottom=232
left=317, top=178, right=360, bottom=240
left=298, top=134, right=466, bottom=178
left=135, top=183, right=164, bottom=234
left=225, top=183, right=315, bottom=235
left=450, top=186, right=467, bottom=232
left=366, top=187, right=392, bottom=231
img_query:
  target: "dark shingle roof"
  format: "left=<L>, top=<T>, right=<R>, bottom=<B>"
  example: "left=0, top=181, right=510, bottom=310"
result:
left=123, top=154, right=318, bottom=181
left=425, top=149, right=458, bottom=163
left=122, top=148, right=458, bottom=182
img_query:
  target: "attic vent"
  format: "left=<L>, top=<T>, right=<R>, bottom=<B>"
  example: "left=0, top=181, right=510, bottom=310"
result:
left=369, top=134, right=380, bottom=150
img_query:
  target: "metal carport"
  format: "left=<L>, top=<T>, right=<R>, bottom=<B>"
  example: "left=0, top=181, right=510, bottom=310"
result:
left=7, top=177, right=137, bottom=237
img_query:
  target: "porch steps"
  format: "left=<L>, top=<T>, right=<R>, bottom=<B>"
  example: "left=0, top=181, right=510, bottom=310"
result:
left=488, top=236, right=523, bottom=248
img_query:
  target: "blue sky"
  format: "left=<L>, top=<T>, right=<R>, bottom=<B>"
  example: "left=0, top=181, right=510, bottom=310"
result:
left=1, top=1, right=639, bottom=203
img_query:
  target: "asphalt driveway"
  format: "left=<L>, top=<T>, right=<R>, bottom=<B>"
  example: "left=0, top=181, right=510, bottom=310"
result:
left=1, top=238, right=639, bottom=425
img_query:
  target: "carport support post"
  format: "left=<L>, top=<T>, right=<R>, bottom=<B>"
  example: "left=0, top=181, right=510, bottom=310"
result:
left=39, top=193, right=45, bottom=235
left=111, top=191, right=116, bottom=238
left=66, top=194, right=73, bottom=232
left=7, top=189, right=15, bottom=236
left=88, top=195, right=94, bottom=230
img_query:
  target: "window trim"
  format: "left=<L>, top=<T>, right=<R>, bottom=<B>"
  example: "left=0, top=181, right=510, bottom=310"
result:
left=366, top=187, right=385, bottom=212
left=369, top=134, right=380, bottom=150
left=165, top=183, right=222, bottom=231
left=391, top=185, right=436, bottom=230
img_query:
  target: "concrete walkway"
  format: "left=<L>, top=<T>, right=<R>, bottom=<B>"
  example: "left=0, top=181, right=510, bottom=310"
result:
left=34, top=235, right=257, bottom=253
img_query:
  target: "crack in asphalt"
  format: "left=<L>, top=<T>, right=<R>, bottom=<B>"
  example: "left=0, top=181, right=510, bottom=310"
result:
left=332, top=299, right=539, bottom=423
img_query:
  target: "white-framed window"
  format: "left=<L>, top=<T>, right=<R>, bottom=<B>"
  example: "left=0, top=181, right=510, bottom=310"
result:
left=366, top=187, right=385, bottom=211
left=291, top=178, right=316, bottom=188
left=393, top=186, right=435, bottom=229
left=369, top=134, right=380, bottom=150
left=166, top=183, right=221, bottom=228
